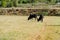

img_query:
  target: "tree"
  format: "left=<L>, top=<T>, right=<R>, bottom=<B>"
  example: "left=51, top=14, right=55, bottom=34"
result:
left=1, top=0, right=7, bottom=7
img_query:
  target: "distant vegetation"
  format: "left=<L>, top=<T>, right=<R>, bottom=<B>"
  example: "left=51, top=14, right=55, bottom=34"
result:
left=0, top=0, right=60, bottom=7
left=0, top=0, right=60, bottom=16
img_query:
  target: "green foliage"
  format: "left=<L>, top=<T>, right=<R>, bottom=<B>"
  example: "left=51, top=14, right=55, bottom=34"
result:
left=1, top=0, right=7, bottom=7
left=50, top=0, right=56, bottom=4
left=0, top=0, right=60, bottom=7
left=18, top=0, right=35, bottom=4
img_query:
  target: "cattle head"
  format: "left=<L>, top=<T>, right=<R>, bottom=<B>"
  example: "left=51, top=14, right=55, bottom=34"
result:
left=37, top=14, right=44, bottom=22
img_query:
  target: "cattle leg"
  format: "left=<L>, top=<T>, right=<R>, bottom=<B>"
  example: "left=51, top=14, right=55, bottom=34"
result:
left=41, top=19, right=43, bottom=22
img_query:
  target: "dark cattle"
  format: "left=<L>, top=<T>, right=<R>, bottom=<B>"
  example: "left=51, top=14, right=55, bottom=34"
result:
left=37, top=14, right=44, bottom=22
left=28, top=13, right=37, bottom=20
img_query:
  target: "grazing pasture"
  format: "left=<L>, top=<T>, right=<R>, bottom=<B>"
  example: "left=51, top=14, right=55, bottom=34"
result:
left=0, top=16, right=60, bottom=40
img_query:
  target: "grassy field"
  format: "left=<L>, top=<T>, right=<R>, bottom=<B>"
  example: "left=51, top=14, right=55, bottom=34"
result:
left=0, top=16, right=60, bottom=40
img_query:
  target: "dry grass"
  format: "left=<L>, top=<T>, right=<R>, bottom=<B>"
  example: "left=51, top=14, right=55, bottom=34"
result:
left=0, top=16, right=60, bottom=40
